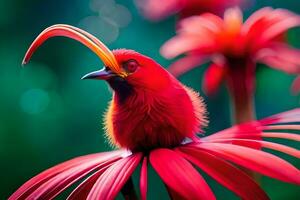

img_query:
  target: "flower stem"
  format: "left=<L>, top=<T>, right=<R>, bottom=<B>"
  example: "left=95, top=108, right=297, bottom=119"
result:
left=227, top=59, right=260, bottom=183
left=226, top=59, right=256, bottom=123
left=230, top=84, right=255, bottom=124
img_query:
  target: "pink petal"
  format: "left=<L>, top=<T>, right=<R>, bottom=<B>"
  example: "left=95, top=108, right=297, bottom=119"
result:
left=242, top=7, right=273, bottom=34
left=160, top=35, right=215, bottom=59
left=135, top=0, right=245, bottom=21
left=202, top=122, right=262, bottom=141
left=204, top=130, right=300, bottom=143
left=25, top=153, right=121, bottom=199
left=269, top=43, right=300, bottom=64
left=87, top=153, right=142, bottom=200
left=28, top=157, right=120, bottom=200
left=260, top=108, right=300, bottom=125
left=223, top=7, right=243, bottom=32
left=150, top=148, right=216, bottom=200
left=202, top=62, right=226, bottom=96
left=243, top=8, right=298, bottom=51
left=260, top=10, right=300, bottom=43
left=178, top=147, right=269, bottom=200
left=256, top=44, right=300, bottom=74
left=140, top=157, right=148, bottom=200
left=243, top=13, right=272, bottom=46
left=9, top=151, right=123, bottom=200
left=262, top=132, right=300, bottom=142
left=134, top=0, right=183, bottom=21
left=205, top=108, right=300, bottom=128
left=195, top=143, right=300, bottom=184
left=178, top=14, right=222, bottom=34
left=263, top=125, right=300, bottom=131
left=168, top=54, right=208, bottom=77
left=257, top=51, right=300, bottom=74
left=67, top=165, right=111, bottom=200
left=203, top=139, right=300, bottom=158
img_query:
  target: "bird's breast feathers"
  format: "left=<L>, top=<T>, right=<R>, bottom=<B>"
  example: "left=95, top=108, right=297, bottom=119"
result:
left=104, top=84, right=206, bottom=151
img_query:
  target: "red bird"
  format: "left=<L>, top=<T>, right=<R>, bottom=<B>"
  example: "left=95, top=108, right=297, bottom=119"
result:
left=84, top=49, right=207, bottom=151
left=11, top=25, right=300, bottom=200
left=87, top=50, right=206, bottom=152
left=22, top=24, right=206, bottom=152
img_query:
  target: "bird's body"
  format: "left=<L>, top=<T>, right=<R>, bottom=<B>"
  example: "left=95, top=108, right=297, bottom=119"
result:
left=105, top=50, right=206, bottom=151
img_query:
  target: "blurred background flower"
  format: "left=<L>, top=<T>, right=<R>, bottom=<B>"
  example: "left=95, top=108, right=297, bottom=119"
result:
left=134, top=0, right=249, bottom=21
left=0, top=0, right=299, bottom=199
left=161, top=7, right=300, bottom=124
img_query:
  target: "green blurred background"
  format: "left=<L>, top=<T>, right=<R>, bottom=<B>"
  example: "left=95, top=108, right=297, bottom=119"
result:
left=0, top=0, right=299, bottom=199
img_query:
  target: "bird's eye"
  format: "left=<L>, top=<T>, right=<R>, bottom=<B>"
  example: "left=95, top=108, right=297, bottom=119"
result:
left=123, top=60, right=139, bottom=73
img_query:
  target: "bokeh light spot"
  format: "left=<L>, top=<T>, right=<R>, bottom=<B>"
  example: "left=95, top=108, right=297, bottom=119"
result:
left=78, top=16, right=119, bottom=44
left=100, top=4, right=132, bottom=28
left=20, top=89, right=50, bottom=115
left=80, top=0, right=132, bottom=44
left=89, top=0, right=115, bottom=12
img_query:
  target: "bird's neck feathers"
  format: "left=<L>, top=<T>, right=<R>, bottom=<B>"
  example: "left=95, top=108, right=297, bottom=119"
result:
left=107, top=76, right=133, bottom=104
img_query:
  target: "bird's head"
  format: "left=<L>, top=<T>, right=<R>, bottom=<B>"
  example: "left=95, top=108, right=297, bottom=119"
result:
left=83, top=49, right=172, bottom=96
left=23, top=25, right=171, bottom=98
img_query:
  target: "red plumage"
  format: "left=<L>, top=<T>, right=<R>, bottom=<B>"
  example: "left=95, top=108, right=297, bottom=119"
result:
left=106, top=49, right=206, bottom=151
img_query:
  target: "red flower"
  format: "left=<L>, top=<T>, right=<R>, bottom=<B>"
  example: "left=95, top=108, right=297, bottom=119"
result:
left=161, top=7, right=300, bottom=97
left=134, top=0, right=246, bottom=21
left=10, top=25, right=300, bottom=200
left=9, top=109, right=300, bottom=200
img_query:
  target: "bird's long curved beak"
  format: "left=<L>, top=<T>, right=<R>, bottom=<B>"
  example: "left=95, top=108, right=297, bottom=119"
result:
left=22, top=24, right=124, bottom=77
